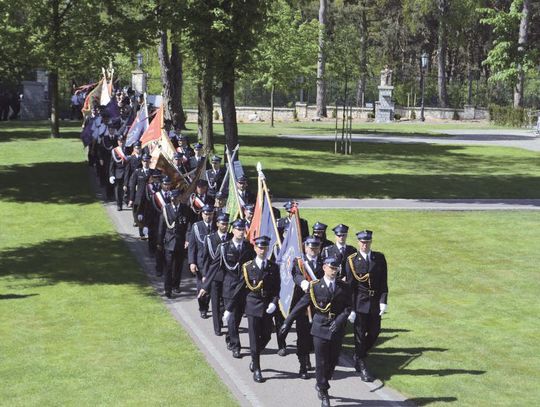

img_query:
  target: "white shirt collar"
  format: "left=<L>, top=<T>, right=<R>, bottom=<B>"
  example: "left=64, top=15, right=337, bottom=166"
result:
left=323, top=276, right=336, bottom=288
left=336, top=242, right=346, bottom=250
left=306, top=255, right=317, bottom=262
left=255, top=256, right=265, bottom=269
left=217, top=231, right=227, bottom=239
left=360, top=250, right=371, bottom=260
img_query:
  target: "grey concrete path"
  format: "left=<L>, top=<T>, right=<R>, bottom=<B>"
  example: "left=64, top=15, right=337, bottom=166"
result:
left=272, top=198, right=540, bottom=211
left=97, top=191, right=411, bottom=406
left=278, top=128, right=540, bottom=152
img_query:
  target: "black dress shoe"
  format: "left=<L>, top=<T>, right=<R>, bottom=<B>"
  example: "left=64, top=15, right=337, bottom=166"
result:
left=249, top=362, right=254, bottom=372
left=173, top=288, right=181, bottom=294
left=253, top=369, right=265, bottom=383
left=117, top=207, right=122, bottom=211
left=277, top=347, right=287, bottom=357
left=307, top=357, right=314, bottom=371
left=321, top=393, right=330, bottom=407
left=165, top=292, right=172, bottom=299
left=156, top=272, right=163, bottom=277
left=200, top=311, right=208, bottom=319
left=214, top=331, right=222, bottom=336
left=299, top=366, right=309, bottom=380
left=226, top=342, right=234, bottom=351
left=355, top=359, right=375, bottom=382
left=232, top=349, right=241, bottom=359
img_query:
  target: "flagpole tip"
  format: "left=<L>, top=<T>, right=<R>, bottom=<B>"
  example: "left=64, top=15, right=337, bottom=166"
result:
left=256, top=162, right=262, bottom=172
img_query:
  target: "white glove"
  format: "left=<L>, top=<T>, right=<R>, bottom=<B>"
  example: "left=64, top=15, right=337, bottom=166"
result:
left=142, top=226, right=148, bottom=236
left=137, top=214, right=143, bottom=222
left=300, top=280, right=310, bottom=292
left=222, top=310, right=231, bottom=325
left=109, top=176, right=115, bottom=184
left=266, top=303, right=276, bottom=314
left=348, top=311, right=356, bottom=323
left=379, top=303, right=387, bottom=316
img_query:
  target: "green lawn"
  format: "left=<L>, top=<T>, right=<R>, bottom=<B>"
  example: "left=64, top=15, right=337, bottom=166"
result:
left=300, top=209, right=540, bottom=407
left=0, top=122, right=237, bottom=406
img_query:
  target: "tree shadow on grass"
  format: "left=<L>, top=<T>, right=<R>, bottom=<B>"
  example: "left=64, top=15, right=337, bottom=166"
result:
left=0, top=161, right=96, bottom=204
left=0, top=121, right=81, bottom=143
left=0, top=234, right=148, bottom=288
left=331, top=395, right=458, bottom=406
left=256, top=167, right=540, bottom=199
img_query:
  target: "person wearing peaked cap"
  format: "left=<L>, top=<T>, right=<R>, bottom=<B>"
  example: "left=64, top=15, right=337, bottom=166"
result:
left=243, top=204, right=255, bottom=230
left=279, top=256, right=352, bottom=407
left=189, top=178, right=214, bottom=222
left=322, top=224, right=356, bottom=280
left=345, top=229, right=388, bottom=382
left=173, top=151, right=189, bottom=175
left=177, top=133, right=194, bottom=158
left=199, top=215, right=255, bottom=358
left=157, top=187, right=191, bottom=299
left=128, top=150, right=152, bottom=239
left=312, top=222, right=332, bottom=250
left=162, top=176, right=172, bottom=185
left=236, top=175, right=255, bottom=208
left=282, top=234, right=324, bottom=378
left=109, top=134, right=129, bottom=211
left=124, top=141, right=143, bottom=206
left=206, top=155, right=226, bottom=198
left=242, top=235, right=280, bottom=383
left=277, top=201, right=309, bottom=242
left=202, top=212, right=232, bottom=336
left=189, top=141, right=206, bottom=170
left=189, top=202, right=217, bottom=319
left=213, top=191, right=227, bottom=215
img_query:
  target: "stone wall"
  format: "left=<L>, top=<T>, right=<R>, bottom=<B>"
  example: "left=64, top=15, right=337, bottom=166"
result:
left=183, top=102, right=490, bottom=123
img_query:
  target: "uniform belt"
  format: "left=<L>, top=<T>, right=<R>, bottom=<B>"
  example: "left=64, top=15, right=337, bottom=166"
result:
left=316, top=310, right=335, bottom=320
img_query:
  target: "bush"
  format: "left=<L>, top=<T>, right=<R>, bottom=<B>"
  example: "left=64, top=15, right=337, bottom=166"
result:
left=394, top=113, right=401, bottom=121
left=410, top=110, right=416, bottom=120
left=488, top=104, right=527, bottom=127
left=331, top=109, right=337, bottom=119
left=292, top=109, right=299, bottom=122
left=452, top=110, right=460, bottom=120
left=213, top=110, right=220, bottom=121
left=367, top=112, right=375, bottom=119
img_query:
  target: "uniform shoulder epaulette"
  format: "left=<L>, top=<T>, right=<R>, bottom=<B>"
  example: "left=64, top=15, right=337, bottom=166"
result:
left=243, top=261, right=262, bottom=291
left=309, top=279, right=331, bottom=312
left=347, top=252, right=356, bottom=261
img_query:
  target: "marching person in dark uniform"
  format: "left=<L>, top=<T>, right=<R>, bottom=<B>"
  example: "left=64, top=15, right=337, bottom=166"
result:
left=243, top=204, right=255, bottom=231
left=177, top=134, right=194, bottom=158
left=189, top=142, right=206, bottom=169
left=287, top=236, right=324, bottom=378
left=143, top=171, right=166, bottom=277
left=236, top=175, right=255, bottom=207
left=277, top=201, right=309, bottom=242
left=188, top=179, right=213, bottom=222
left=322, top=224, right=356, bottom=281
left=312, top=222, right=333, bottom=250
left=206, top=155, right=225, bottom=198
left=213, top=191, right=227, bottom=215
left=173, top=152, right=189, bottom=175
left=124, top=141, right=143, bottom=205
left=188, top=204, right=216, bottom=319
left=157, top=189, right=191, bottom=298
left=280, top=257, right=352, bottom=407
left=242, top=236, right=281, bottom=383
left=109, top=135, right=129, bottom=211
left=199, top=218, right=255, bottom=358
left=128, top=153, right=151, bottom=239
left=345, top=230, right=388, bottom=382
left=202, top=212, right=232, bottom=336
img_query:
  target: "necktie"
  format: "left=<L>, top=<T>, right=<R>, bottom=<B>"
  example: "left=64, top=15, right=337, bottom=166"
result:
left=329, top=281, right=334, bottom=294
left=221, top=235, right=226, bottom=242
left=340, top=246, right=345, bottom=256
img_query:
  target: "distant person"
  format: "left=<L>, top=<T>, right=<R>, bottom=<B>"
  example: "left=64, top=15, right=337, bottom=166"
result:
left=8, top=91, right=21, bottom=120
left=0, top=91, right=9, bottom=121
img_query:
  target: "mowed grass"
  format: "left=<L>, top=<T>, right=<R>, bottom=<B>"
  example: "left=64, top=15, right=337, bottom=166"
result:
left=0, top=123, right=237, bottom=406
left=205, top=124, right=540, bottom=200
left=300, top=209, right=540, bottom=406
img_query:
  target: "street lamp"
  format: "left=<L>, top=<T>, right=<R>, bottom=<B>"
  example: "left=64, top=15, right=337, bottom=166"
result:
left=136, top=52, right=143, bottom=69
left=420, top=52, right=428, bottom=122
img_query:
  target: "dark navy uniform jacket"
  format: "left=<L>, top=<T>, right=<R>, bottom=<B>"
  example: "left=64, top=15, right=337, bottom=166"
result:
left=242, top=259, right=280, bottom=318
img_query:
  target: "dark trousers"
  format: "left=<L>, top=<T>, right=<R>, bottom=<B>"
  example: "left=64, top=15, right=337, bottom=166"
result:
left=114, top=179, right=124, bottom=209
left=211, top=280, right=225, bottom=334
left=225, top=295, right=246, bottom=352
left=314, top=333, right=344, bottom=391
left=132, top=204, right=144, bottom=237
left=196, top=272, right=210, bottom=312
left=164, top=248, right=184, bottom=294
left=354, top=312, right=381, bottom=358
left=295, top=313, right=313, bottom=356
left=247, top=314, right=273, bottom=369
left=273, top=310, right=286, bottom=350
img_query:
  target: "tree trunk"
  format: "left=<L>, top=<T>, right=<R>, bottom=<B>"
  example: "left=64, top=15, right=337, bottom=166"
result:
left=270, top=84, right=275, bottom=127
left=198, top=66, right=214, bottom=151
left=157, top=30, right=186, bottom=130
left=355, top=6, right=368, bottom=107
left=514, top=0, right=530, bottom=108
left=220, top=67, right=238, bottom=153
left=316, top=0, right=328, bottom=118
left=49, top=70, right=60, bottom=138
left=437, top=0, right=448, bottom=108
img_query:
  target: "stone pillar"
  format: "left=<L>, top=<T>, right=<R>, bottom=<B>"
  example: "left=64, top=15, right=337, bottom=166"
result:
left=20, top=81, right=48, bottom=120
left=131, top=68, right=147, bottom=95
left=375, top=85, right=394, bottom=123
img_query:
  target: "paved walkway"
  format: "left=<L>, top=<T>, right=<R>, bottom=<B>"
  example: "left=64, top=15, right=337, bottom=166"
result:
left=272, top=198, right=540, bottom=211
left=98, top=193, right=411, bottom=406
left=278, top=129, right=540, bottom=152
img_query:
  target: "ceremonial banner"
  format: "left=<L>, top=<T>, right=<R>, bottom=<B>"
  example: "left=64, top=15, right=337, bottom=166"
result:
left=277, top=210, right=303, bottom=317
left=141, top=105, right=163, bottom=147
left=99, top=77, right=111, bottom=106
left=125, top=99, right=149, bottom=147
left=224, top=146, right=243, bottom=220
left=81, top=80, right=102, bottom=118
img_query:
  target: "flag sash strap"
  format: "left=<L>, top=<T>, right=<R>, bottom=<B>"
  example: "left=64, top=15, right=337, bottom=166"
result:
left=112, top=147, right=127, bottom=163
left=190, top=194, right=205, bottom=211
left=153, top=191, right=166, bottom=210
left=300, top=257, right=317, bottom=281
